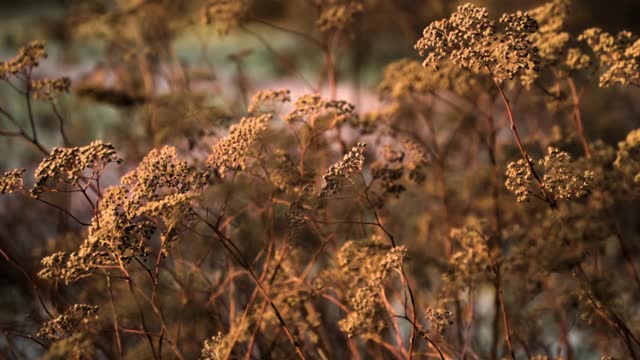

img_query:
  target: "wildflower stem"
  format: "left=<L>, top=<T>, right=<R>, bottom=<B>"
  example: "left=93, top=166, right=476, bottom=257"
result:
left=490, top=74, right=556, bottom=208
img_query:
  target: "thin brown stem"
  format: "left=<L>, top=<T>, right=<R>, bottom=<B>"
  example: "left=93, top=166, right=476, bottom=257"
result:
left=490, top=75, right=555, bottom=208
left=567, top=78, right=590, bottom=158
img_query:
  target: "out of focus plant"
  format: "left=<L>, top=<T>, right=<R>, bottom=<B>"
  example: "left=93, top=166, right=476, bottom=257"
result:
left=1, top=1, right=640, bottom=359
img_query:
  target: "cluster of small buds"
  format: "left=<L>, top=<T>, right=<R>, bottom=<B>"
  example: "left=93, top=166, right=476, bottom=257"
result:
left=37, top=304, right=98, bottom=341
left=505, top=158, right=534, bottom=202
left=0, top=168, right=25, bottom=194
left=370, top=245, right=407, bottom=285
left=415, top=4, right=495, bottom=73
left=336, top=236, right=389, bottom=280
left=449, top=227, right=490, bottom=280
left=31, top=141, right=121, bottom=198
left=415, top=3, right=541, bottom=84
left=247, top=88, right=291, bottom=114
left=202, top=0, right=251, bottom=35
left=207, top=114, right=271, bottom=176
left=31, top=77, right=71, bottom=100
left=285, top=94, right=358, bottom=126
left=201, top=332, right=225, bottom=360
left=529, top=0, right=569, bottom=35
left=564, top=47, right=592, bottom=72
left=0, top=40, right=46, bottom=78
left=425, top=307, right=454, bottom=335
left=520, top=0, right=571, bottom=85
left=338, top=286, right=385, bottom=338
left=38, top=252, right=70, bottom=283
left=315, top=0, right=364, bottom=34
left=122, top=146, right=207, bottom=205
left=494, top=11, right=540, bottom=84
left=403, top=139, right=429, bottom=184
left=39, top=146, right=206, bottom=283
left=614, top=128, right=640, bottom=185
left=580, top=28, right=640, bottom=87
left=540, top=147, right=594, bottom=200
left=319, top=142, right=366, bottom=196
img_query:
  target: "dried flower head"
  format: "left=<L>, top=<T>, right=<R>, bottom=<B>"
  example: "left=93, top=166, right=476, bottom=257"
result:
left=540, top=147, right=593, bottom=200
left=207, top=114, right=271, bottom=176
left=425, top=307, right=454, bottom=335
left=506, top=148, right=593, bottom=202
left=580, top=28, right=640, bottom=87
left=415, top=4, right=540, bottom=84
left=319, top=142, right=366, bottom=196
left=614, top=128, right=640, bottom=185
left=37, top=304, right=98, bottom=341
left=285, top=94, right=357, bottom=126
left=0, top=40, right=46, bottom=78
left=338, top=286, right=385, bottom=338
left=39, top=146, right=206, bottom=283
left=31, top=77, right=72, bottom=100
left=247, top=88, right=291, bottom=114
left=201, top=332, right=224, bottom=360
left=315, top=0, right=364, bottom=34
left=202, top=0, right=251, bottom=35
left=505, top=158, right=534, bottom=202
left=31, top=141, right=121, bottom=197
left=564, top=47, right=592, bottom=72
left=0, top=168, right=25, bottom=194
left=448, top=227, right=490, bottom=281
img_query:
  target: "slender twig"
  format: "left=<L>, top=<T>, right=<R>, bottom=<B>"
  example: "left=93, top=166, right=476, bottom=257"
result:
left=475, top=230, right=516, bottom=360
left=567, top=78, right=590, bottom=158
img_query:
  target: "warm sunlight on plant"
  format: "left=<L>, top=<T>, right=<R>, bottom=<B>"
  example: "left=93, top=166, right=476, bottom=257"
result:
left=1, top=0, right=640, bottom=359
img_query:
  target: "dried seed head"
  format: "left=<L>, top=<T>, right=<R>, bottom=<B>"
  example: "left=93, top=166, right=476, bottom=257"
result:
left=0, top=168, right=25, bottom=194
left=207, top=114, right=271, bottom=176
left=319, top=142, right=366, bottom=196
left=247, top=88, right=291, bottom=114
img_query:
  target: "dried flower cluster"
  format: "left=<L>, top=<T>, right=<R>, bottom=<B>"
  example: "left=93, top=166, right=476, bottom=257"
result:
left=202, top=0, right=251, bottom=35
left=329, top=236, right=407, bottom=337
left=39, top=146, right=206, bottom=283
left=529, top=0, right=570, bottom=56
left=0, top=168, right=25, bottom=194
left=614, top=128, right=640, bottom=185
left=3, top=1, right=640, bottom=359
left=0, top=40, right=46, bottom=78
left=30, top=141, right=121, bottom=197
left=285, top=93, right=358, bottom=127
left=31, top=77, right=72, bottom=100
left=315, top=0, right=364, bottom=33
left=505, top=158, right=534, bottom=202
left=505, top=147, right=593, bottom=202
left=580, top=28, right=640, bottom=87
left=37, top=304, right=98, bottom=340
left=414, top=4, right=540, bottom=83
left=247, top=88, right=291, bottom=114
left=207, top=114, right=271, bottom=176
left=319, top=141, right=365, bottom=196
left=425, top=308, right=454, bottom=336
left=448, top=227, right=490, bottom=282
left=540, top=147, right=594, bottom=200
